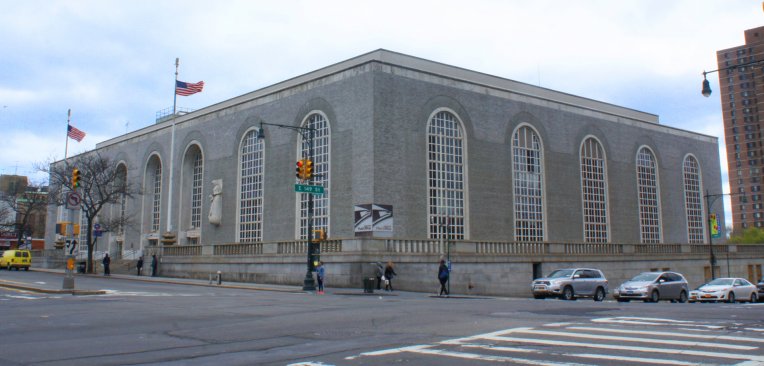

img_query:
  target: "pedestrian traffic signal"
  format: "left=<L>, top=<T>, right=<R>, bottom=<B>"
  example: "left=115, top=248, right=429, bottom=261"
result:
left=296, top=159, right=305, bottom=180
left=72, top=168, right=80, bottom=188
left=304, top=159, right=313, bottom=180
left=312, top=228, right=326, bottom=242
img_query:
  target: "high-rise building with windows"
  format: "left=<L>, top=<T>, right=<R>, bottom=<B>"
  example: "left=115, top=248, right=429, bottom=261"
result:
left=716, top=26, right=764, bottom=231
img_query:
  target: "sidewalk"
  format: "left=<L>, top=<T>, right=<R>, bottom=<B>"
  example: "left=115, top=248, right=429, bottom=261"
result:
left=2, top=268, right=402, bottom=296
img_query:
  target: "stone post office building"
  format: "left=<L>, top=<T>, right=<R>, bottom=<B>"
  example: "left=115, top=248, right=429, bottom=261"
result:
left=46, top=50, right=764, bottom=295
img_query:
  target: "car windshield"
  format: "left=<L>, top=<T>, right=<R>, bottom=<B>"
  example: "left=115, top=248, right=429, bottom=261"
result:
left=704, top=279, right=733, bottom=286
left=547, top=269, right=575, bottom=278
left=629, top=273, right=659, bottom=282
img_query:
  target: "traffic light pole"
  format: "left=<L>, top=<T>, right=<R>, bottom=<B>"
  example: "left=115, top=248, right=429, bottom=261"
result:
left=257, top=122, right=318, bottom=291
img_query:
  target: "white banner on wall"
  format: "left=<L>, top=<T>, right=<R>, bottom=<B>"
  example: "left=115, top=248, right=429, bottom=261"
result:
left=354, top=204, right=393, bottom=237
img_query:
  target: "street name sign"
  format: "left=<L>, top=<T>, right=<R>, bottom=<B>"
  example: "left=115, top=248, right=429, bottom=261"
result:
left=295, top=184, right=324, bottom=194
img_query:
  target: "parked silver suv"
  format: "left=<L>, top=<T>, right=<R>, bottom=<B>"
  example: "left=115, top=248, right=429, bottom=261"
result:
left=613, top=271, right=689, bottom=303
left=531, top=268, right=608, bottom=301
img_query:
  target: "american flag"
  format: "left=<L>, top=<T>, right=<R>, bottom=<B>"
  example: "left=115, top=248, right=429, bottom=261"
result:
left=176, top=80, right=205, bottom=96
left=67, top=124, right=86, bottom=142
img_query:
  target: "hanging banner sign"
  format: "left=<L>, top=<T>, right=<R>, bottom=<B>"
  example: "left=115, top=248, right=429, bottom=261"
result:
left=710, top=213, right=721, bottom=239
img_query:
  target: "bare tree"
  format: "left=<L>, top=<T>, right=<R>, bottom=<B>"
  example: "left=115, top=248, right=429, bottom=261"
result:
left=0, top=181, right=48, bottom=247
left=42, top=152, right=137, bottom=273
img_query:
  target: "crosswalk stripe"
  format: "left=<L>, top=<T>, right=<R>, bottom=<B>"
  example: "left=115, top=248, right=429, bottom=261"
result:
left=511, top=328, right=756, bottom=350
left=567, top=326, right=764, bottom=343
left=482, top=335, right=764, bottom=362
left=592, top=317, right=723, bottom=329
left=409, top=347, right=590, bottom=366
left=569, top=353, right=698, bottom=365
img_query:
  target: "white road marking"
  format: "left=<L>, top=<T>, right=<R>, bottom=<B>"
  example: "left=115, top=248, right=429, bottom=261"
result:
left=592, top=316, right=724, bottom=329
left=408, top=347, right=590, bottom=366
left=570, top=353, right=698, bottom=365
left=568, top=326, right=764, bottom=343
left=507, top=328, right=756, bottom=350
left=345, top=345, right=432, bottom=359
left=482, top=335, right=764, bottom=362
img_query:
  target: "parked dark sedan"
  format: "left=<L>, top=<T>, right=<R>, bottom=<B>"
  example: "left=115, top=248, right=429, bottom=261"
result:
left=758, top=278, right=764, bottom=302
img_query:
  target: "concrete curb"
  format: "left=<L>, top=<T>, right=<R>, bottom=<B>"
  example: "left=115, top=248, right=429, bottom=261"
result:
left=0, top=280, right=107, bottom=295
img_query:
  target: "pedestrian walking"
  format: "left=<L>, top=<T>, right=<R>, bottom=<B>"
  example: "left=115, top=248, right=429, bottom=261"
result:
left=136, top=256, right=144, bottom=276
left=438, top=259, right=449, bottom=296
left=316, top=261, right=326, bottom=294
left=383, top=260, right=397, bottom=291
left=151, top=254, right=158, bottom=277
left=102, top=253, right=111, bottom=276
left=375, top=262, right=384, bottom=290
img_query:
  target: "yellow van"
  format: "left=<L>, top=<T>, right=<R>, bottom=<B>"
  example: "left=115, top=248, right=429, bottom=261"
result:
left=0, top=249, right=32, bottom=271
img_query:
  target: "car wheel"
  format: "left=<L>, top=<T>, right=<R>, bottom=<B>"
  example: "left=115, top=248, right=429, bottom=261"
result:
left=750, top=293, right=757, bottom=303
left=727, top=292, right=736, bottom=303
left=24, top=267, right=29, bottom=271
left=562, top=286, right=575, bottom=301
left=593, top=287, right=605, bottom=302
left=678, top=291, right=688, bottom=303
left=650, top=290, right=660, bottom=303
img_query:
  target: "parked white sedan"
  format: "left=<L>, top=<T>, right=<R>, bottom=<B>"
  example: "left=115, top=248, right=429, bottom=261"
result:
left=689, top=278, right=759, bottom=303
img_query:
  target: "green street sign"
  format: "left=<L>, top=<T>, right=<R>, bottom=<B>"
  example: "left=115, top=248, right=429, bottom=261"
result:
left=295, top=183, right=324, bottom=194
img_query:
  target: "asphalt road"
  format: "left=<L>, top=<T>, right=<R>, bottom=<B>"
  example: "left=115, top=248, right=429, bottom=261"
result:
left=1, top=270, right=763, bottom=366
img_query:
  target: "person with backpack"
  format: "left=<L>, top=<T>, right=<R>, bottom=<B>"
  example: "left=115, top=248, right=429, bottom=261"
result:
left=438, top=259, right=449, bottom=296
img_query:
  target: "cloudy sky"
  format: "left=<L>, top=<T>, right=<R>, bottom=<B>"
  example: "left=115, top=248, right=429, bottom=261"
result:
left=1, top=0, right=762, bottom=224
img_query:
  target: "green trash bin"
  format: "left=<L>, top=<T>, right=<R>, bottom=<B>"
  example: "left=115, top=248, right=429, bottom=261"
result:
left=363, top=277, right=375, bottom=293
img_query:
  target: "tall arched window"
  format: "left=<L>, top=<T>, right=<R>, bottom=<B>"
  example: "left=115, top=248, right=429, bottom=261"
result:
left=239, top=129, right=265, bottom=242
left=683, top=155, right=705, bottom=243
left=144, top=155, right=162, bottom=234
left=512, top=125, right=544, bottom=241
left=187, top=148, right=204, bottom=229
left=427, top=110, right=466, bottom=240
left=636, top=147, right=661, bottom=243
left=116, top=163, right=127, bottom=235
left=298, top=113, right=330, bottom=239
left=580, top=137, right=608, bottom=243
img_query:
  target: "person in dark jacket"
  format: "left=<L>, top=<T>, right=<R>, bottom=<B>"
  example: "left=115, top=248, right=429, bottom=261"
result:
left=316, top=261, right=326, bottom=295
left=384, top=261, right=397, bottom=291
left=151, top=255, right=158, bottom=277
left=375, top=262, right=384, bottom=290
left=102, top=253, right=111, bottom=276
left=438, top=259, right=449, bottom=296
left=136, top=256, right=144, bottom=276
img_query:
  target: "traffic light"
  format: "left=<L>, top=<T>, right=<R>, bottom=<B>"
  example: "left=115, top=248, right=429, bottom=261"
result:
left=296, top=159, right=305, bottom=180
left=312, top=229, right=326, bottom=242
left=72, top=168, right=80, bottom=188
left=304, top=159, right=313, bottom=180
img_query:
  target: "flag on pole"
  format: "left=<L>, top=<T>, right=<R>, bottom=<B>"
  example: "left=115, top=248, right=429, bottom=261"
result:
left=67, top=124, right=86, bottom=142
left=175, top=80, right=204, bottom=96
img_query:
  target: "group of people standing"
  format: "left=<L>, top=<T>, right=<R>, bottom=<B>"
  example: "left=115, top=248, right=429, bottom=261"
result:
left=135, top=255, right=158, bottom=277
left=101, top=253, right=158, bottom=277
left=316, top=259, right=450, bottom=295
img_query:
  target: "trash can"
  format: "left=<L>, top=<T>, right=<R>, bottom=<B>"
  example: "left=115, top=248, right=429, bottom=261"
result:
left=77, top=261, right=86, bottom=274
left=363, top=277, right=375, bottom=293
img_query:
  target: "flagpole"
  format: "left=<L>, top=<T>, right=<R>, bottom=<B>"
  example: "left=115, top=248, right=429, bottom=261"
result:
left=65, top=109, right=71, bottom=159
left=173, top=58, right=179, bottom=115
left=167, top=58, right=179, bottom=234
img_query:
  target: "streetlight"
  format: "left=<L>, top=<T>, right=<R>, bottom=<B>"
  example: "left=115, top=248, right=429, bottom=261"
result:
left=701, top=59, right=764, bottom=97
left=703, top=191, right=742, bottom=280
left=257, top=122, right=319, bottom=291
